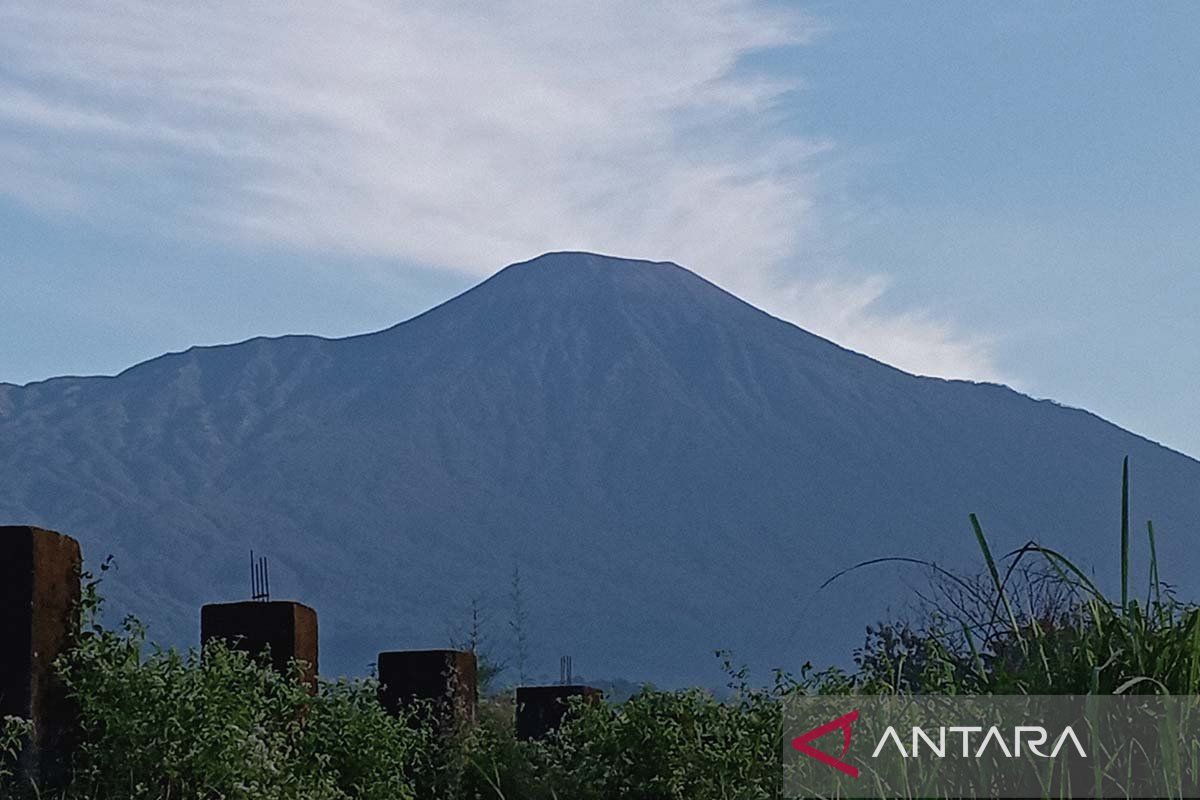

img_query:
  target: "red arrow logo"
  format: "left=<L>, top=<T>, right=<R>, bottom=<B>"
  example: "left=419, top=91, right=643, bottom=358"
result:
left=791, top=709, right=860, bottom=778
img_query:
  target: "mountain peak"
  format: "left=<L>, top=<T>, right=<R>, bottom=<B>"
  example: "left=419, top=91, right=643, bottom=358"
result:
left=395, top=250, right=737, bottom=328
left=511, top=250, right=675, bottom=269
left=493, top=250, right=706, bottom=288
left=375, top=249, right=885, bottom=385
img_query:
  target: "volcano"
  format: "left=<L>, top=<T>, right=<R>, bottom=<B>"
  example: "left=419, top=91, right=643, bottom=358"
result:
left=2, top=252, right=1197, bottom=685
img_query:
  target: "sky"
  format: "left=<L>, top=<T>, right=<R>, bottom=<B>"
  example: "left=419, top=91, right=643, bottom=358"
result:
left=1, top=2, right=1197, bottom=457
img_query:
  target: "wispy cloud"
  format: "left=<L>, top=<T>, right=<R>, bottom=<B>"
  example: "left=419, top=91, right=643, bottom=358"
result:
left=750, top=273, right=1004, bottom=382
left=0, top=0, right=1003, bottom=381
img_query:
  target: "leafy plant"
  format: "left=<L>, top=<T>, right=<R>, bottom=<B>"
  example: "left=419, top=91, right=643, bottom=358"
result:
left=57, top=574, right=425, bottom=800
left=0, top=715, right=33, bottom=790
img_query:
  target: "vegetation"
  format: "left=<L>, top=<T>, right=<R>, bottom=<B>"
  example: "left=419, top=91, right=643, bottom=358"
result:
left=840, top=459, right=1200, bottom=696
left=3, top=463, right=1198, bottom=798
left=0, top=716, right=32, bottom=786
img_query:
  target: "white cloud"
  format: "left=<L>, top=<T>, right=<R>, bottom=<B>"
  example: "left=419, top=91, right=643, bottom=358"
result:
left=751, top=273, right=1005, bottom=381
left=0, top=0, right=1002, bottom=381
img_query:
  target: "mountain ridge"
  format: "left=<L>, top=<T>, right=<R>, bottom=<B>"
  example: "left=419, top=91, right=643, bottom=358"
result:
left=1, top=251, right=1197, bottom=685
left=9, top=252, right=1181, bottom=461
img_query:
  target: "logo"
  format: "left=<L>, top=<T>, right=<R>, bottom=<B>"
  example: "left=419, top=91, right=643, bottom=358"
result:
left=791, top=708, right=860, bottom=778
left=783, top=697, right=1175, bottom=798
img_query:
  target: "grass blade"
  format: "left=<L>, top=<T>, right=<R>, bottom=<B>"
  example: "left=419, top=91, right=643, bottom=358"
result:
left=970, top=513, right=1023, bottom=646
left=1146, top=520, right=1162, bottom=614
left=1121, top=455, right=1130, bottom=613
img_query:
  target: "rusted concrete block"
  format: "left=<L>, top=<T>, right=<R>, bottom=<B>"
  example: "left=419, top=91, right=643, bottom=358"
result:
left=377, top=649, right=477, bottom=725
left=0, top=525, right=82, bottom=788
left=200, top=601, right=318, bottom=687
left=516, top=684, right=604, bottom=740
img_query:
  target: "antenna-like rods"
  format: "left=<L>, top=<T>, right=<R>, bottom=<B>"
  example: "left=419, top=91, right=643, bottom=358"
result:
left=559, top=655, right=573, bottom=685
left=250, top=550, right=271, bottom=602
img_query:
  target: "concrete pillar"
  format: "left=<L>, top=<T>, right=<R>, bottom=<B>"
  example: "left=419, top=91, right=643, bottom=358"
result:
left=200, top=601, right=318, bottom=688
left=516, top=684, right=603, bottom=740
left=0, top=526, right=81, bottom=788
left=377, top=649, right=477, bottom=726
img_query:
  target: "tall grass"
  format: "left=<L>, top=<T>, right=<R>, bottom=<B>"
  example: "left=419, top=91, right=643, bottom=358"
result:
left=846, top=458, right=1200, bottom=696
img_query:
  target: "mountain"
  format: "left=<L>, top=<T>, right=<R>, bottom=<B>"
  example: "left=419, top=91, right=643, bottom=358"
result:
left=2, top=252, right=1198, bottom=685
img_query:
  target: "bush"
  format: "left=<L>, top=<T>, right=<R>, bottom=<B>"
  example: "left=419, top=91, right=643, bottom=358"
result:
left=47, top=573, right=426, bottom=800
left=0, top=715, right=33, bottom=792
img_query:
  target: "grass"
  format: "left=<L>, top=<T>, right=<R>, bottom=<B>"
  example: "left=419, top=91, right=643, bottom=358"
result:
left=830, top=458, right=1200, bottom=697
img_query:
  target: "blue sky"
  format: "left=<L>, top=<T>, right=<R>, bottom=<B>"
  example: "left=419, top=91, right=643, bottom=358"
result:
left=1, top=2, right=1197, bottom=457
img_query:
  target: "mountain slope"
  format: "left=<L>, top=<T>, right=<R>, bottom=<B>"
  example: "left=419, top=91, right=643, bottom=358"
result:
left=2, top=252, right=1198, bottom=685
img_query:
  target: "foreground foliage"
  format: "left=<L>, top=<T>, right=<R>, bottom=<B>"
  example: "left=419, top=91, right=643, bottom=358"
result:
left=58, top=616, right=425, bottom=800
left=3, top=462, right=1198, bottom=798
left=850, top=460, right=1200, bottom=696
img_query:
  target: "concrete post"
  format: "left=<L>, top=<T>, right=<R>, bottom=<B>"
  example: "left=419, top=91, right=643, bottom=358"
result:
left=0, top=525, right=81, bottom=788
left=200, top=601, right=318, bottom=688
left=516, top=684, right=604, bottom=740
left=377, top=649, right=477, bottom=726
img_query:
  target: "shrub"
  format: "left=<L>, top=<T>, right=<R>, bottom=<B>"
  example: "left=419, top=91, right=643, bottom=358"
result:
left=54, top=585, right=424, bottom=800
left=0, top=715, right=33, bottom=792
